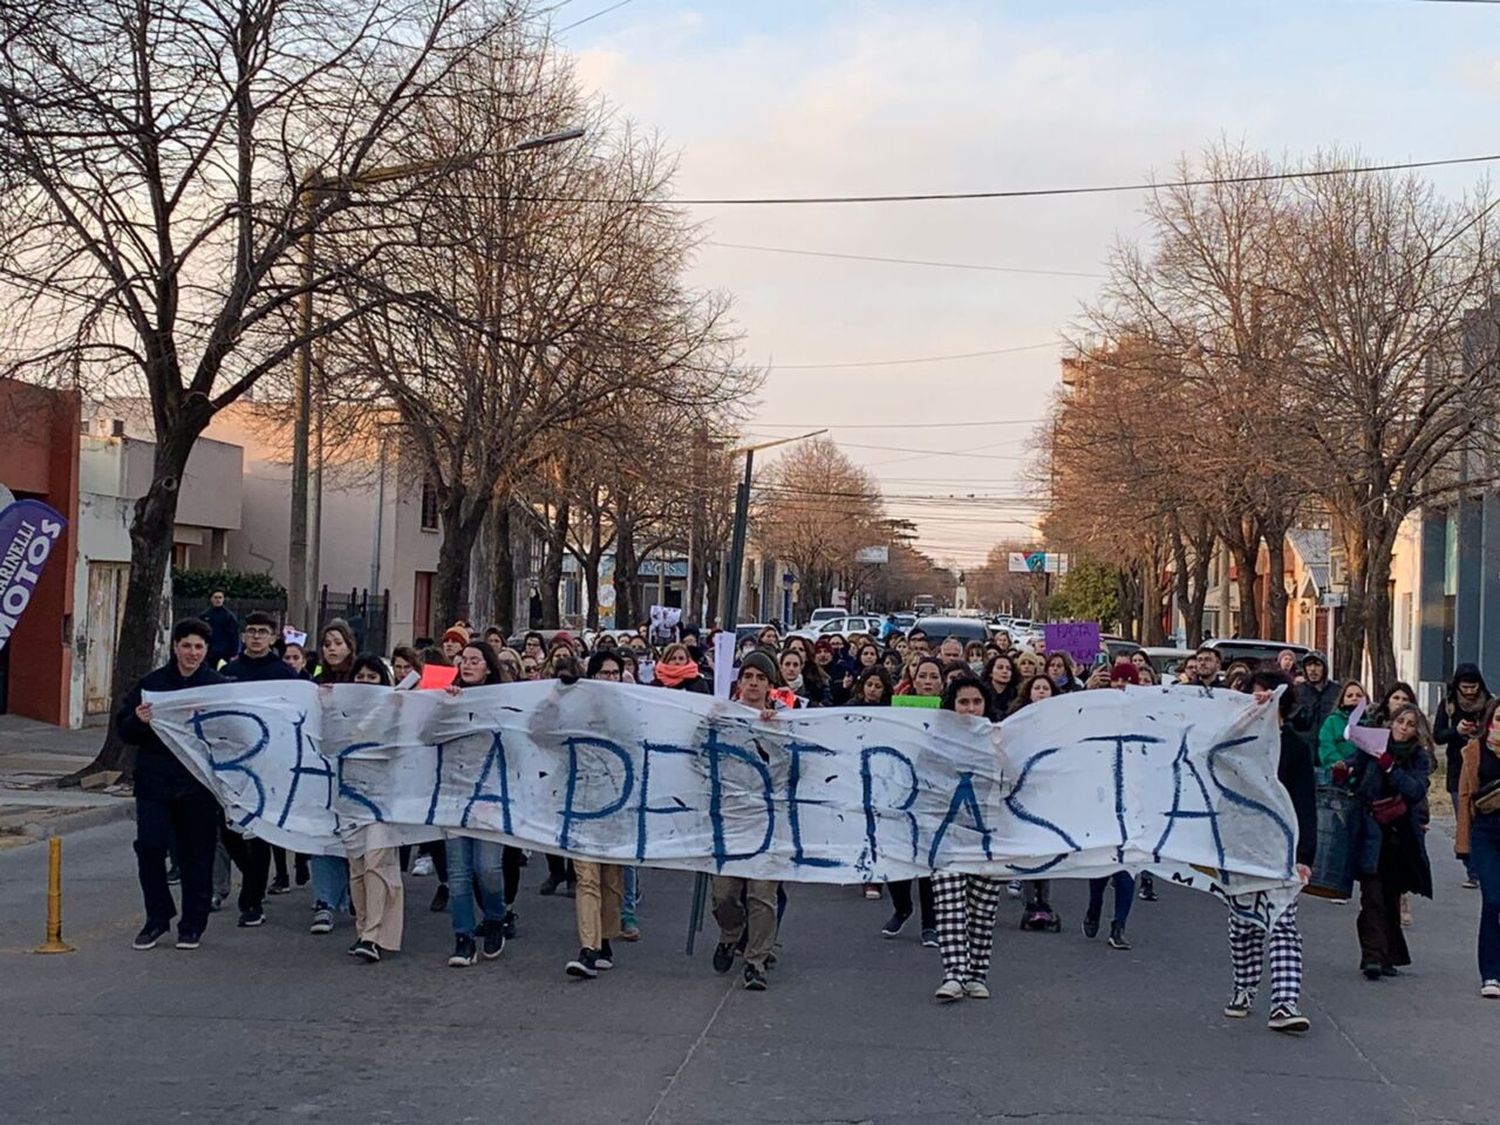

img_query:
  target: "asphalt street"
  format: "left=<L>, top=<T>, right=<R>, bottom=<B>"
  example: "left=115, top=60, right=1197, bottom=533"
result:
left=1, top=821, right=1494, bottom=1125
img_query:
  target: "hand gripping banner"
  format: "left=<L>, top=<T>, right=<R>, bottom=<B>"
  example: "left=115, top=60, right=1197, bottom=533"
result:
left=145, top=680, right=1302, bottom=924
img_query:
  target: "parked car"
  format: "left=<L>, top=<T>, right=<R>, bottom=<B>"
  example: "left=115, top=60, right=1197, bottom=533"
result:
left=734, top=623, right=778, bottom=646
left=1202, top=638, right=1316, bottom=670
left=1100, top=635, right=1138, bottom=665
left=1141, top=646, right=1196, bottom=677
left=791, top=614, right=886, bottom=641
left=912, top=615, right=991, bottom=644
left=803, top=607, right=845, bottom=629
left=887, top=612, right=917, bottom=633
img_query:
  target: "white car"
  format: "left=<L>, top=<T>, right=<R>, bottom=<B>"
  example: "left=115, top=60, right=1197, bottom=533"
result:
left=790, top=614, right=885, bottom=641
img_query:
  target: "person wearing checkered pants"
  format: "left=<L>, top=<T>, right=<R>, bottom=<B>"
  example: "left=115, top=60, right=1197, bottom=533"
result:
left=1227, top=901, right=1304, bottom=1017
left=932, top=872, right=1005, bottom=1001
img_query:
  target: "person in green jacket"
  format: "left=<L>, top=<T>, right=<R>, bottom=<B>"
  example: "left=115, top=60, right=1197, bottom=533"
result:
left=1317, top=680, right=1368, bottom=768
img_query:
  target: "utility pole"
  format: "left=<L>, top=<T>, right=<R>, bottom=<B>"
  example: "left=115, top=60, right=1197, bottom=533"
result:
left=284, top=127, right=584, bottom=631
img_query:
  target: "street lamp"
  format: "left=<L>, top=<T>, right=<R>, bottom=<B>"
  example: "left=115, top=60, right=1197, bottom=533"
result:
left=286, top=126, right=585, bottom=629
left=720, top=430, right=828, bottom=630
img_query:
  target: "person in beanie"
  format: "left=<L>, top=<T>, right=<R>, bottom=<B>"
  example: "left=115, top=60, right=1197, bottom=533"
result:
left=1436, top=664, right=1492, bottom=889
left=1292, top=654, right=1338, bottom=749
left=440, top=623, right=470, bottom=662
left=711, top=652, right=786, bottom=991
left=120, top=618, right=227, bottom=951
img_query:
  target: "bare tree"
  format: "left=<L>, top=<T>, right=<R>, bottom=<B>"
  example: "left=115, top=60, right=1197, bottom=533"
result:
left=340, top=33, right=748, bottom=628
left=0, top=0, right=517, bottom=779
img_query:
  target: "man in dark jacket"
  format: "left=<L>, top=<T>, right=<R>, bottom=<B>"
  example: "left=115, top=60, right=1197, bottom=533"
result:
left=216, top=611, right=299, bottom=925
left=204, top=590, right=239, bottom=668
left=1291, top=653, right=1338, bottom=746
left=119, top=618, right=226, bottom=951
left=1434, top=663, right=1491, bottom=887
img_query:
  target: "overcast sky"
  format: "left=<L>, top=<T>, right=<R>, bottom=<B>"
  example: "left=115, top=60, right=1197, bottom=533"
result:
left=562, top=0, right=1500, bottom=566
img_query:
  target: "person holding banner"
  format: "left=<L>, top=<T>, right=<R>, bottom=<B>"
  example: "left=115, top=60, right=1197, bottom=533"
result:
left=882, top=656, right=943, bottom=947
left=344, top=656, right=405, bottom=963
left=445, top=642, right=517, bottom=967
left=307, top=620, right=358, bottom=936
left=566, top=650, right=632, bottom=980
left=120, top=618, right=228, bottom=952
left=932, top=674, right=1004, bottom=1002
left=711, top=652, right=786, bottom=991
left=1224, top=672, right=1316, bottom=1033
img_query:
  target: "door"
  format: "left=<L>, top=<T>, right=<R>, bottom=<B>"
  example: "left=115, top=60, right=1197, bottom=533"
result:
left=413, top=571, right=434, bottom=642
left=85, top=562, right=130, bottom=717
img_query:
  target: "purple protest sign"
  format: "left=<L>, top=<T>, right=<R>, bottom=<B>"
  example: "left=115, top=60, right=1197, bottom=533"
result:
left=0, top=498, right=68, bottom=653
left=1043, top=621, right=1101, bottom=667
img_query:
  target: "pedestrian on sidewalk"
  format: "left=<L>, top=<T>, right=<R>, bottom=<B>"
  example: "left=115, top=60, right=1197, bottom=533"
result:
left=119, top=618, right=226, bottom=952
left=1436, top=664, right=1491, bottom=889
left=931, top=674, right=1004, bottom=1002
left=1453, top=696, right=1500, bottom=1000
left=1223, top=672, right=1316, bottom=1034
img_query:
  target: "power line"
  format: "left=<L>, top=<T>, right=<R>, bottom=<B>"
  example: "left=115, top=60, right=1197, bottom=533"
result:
left=752, top=417, right=1046, bottom=430
left=767, top=341, right=1056, bottom=370
left=556, top=0, right=635, bottom=32
left=705, top=240, right=1106, bottom=279
left=535, top=152, right=1500, bottom=207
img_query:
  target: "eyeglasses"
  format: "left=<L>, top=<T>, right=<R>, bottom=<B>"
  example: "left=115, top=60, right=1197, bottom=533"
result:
left=595, top=669, right=622, bottom=679
left=243, top=627, right=274, bottom=638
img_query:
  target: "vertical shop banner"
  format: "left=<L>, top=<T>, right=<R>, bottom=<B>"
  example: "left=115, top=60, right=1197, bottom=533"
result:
left=0, top=498, right=68, bottom=653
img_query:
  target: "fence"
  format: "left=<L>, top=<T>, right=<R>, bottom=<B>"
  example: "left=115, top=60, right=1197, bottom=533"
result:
left=317, top=587, right=391, bottom=658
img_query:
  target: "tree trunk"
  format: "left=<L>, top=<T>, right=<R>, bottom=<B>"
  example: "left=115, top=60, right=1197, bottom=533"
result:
left=491, top=499, right=514, bottom=635
left=583, top=546, right=602, bottom=630
left=79, top=461, right=185, bottom=780
left=1366, top=535, right=1399, bottom=692
left=1232, top=537, right=1261, bottom=640
left=615, top=499, right=638, bottom=629
left=1264, top=533, right=1289, bottom=643
left=704, top=554, right=720, bottom=627
left=434, top=486, right=485, bottom=629
left=1334, top=522, right=1370, bottom=683
left=539, top=502, right=570, bottom=629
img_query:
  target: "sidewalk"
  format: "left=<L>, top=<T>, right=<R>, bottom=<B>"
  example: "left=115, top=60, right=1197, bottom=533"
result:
left=0, top=715, right=133, bottom=844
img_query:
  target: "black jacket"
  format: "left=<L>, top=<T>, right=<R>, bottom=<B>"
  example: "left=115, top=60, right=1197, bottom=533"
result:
left=1433, top=663, right=1491, bottom=794
left=1291, top=678, right=1339, bottom=737
left=116, top=661, right=227, bottom=800
left=204, top=605, right=239, bottom=664
left=1277, top=723, right=1317, bottom=869
left=220, top=651, right=302, bottom=682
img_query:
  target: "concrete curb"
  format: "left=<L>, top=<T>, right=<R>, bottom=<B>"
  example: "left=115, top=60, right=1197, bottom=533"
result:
left=2, top=800, right=135, bottom=843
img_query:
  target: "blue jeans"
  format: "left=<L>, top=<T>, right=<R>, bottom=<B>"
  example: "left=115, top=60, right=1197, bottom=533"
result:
left=1088, top=872, right=1136, bottom=928
left=1471, top=815, right=1500, bottom=982
left=309, top=854, right=349, bottom=911
left=622, top=866, right=640, bottom=923
left=445, top=837, right=508, bottom=937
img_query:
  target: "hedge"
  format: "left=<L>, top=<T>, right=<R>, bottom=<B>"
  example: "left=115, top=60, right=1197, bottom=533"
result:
left=172, top=567, right=287, bottom=600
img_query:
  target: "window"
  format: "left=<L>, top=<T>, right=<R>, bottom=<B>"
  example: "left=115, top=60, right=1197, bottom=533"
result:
left=420, top=478, right=439, bottom=532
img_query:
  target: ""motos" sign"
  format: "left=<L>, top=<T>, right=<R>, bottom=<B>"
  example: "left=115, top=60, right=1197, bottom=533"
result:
left=0, top=498, right=68, bottom=652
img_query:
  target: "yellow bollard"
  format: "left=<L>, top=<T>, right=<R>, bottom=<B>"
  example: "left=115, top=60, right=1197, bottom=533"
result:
left=34, top=836, right=75, bottom=954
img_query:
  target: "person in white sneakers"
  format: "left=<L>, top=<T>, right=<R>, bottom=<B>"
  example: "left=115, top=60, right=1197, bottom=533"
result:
left=1223, top=672, right=1316, bottom=1033
left=931, top=674, right=1003, bottom=1002
left=1454, top=696, right=1500, bottom=1000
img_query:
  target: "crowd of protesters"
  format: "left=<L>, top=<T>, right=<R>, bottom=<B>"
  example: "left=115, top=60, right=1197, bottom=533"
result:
left=119, top=598, right=1500, bottom=1026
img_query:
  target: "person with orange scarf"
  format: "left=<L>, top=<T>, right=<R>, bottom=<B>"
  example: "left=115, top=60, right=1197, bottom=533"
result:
left=653, top=643, right=709, bottom=693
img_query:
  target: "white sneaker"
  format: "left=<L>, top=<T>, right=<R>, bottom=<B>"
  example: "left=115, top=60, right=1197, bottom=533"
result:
left=934, top=978, right=964, bottom=1002
left=1006, top=880, right=1022, bottom=899
left=963, top=980, right=990, bottom=999
left=411, top=855, right=434, bottom=877
left=1482, top=980, right=1500, bottom=999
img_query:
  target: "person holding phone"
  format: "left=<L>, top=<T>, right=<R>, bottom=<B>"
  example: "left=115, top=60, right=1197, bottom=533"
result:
left=1437, top=665, right=1492, bottom=888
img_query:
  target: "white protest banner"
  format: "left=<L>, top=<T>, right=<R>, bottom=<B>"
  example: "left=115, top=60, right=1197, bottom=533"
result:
left=145, top=681, right=1301, bottom=923
left=712, top=630, right=736, bottom=699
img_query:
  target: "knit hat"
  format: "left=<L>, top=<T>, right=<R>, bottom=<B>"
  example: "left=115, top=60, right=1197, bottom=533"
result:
left=442, top=623, right=470, bottom=647
left=738, top=650, right=781, bottom=686
left=1109, top=660, right=1140, bottom=684
left=1302, top=652, right=1326, bottom=669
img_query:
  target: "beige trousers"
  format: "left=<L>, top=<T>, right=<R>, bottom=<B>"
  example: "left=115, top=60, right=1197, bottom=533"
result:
left=712, top=876, right=778, bottom=970
left=349, top=846, right=404, bottom=951
left=574, top=861, right=624, bottom=951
